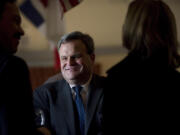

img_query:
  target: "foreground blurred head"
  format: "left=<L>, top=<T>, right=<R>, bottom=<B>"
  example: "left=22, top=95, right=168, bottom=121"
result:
left=123, top=0, right=179, bottom=68
left=0, top=0, right=24, bottom=54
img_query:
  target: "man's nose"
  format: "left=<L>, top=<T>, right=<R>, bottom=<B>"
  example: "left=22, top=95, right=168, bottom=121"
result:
left=19, top=25, right=25, bottom=36
left=68, top=58, right=75, bottom=65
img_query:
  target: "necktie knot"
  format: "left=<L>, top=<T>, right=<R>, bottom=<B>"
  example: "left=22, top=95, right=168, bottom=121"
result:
left=73, top=85, right=82, bottom=96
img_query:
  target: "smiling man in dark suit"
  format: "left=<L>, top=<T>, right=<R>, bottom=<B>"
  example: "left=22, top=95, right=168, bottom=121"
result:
left=33, top=31, right=105, bottom=135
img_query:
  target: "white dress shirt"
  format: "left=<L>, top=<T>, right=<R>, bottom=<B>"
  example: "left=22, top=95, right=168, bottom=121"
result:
left=69, top=75, right=92, bottom=109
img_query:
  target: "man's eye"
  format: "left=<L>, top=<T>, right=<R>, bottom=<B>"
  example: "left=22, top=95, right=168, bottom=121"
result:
left=74, top=54, right=81, bottom=59
left=61, top=57, right=67, bottom=61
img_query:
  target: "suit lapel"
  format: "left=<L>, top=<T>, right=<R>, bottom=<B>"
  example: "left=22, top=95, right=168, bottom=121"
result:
left=85, top=75, right=103, bottom=133
left=57, top=80, right=77, bottom=135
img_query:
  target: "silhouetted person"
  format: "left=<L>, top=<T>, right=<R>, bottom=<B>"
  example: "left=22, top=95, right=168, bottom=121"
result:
left=0, top=0, right=40, bottom=135
left=105, top=0, right=180, bottom=134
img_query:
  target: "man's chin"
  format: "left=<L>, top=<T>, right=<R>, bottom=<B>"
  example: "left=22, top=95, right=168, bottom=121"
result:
left=10, top=48, right=18, bottom=54
left=68, top=76, right=78, bottom=81
left=64, top=75, right=80, bottom=84
left=4, top=47, right=17, bottom=54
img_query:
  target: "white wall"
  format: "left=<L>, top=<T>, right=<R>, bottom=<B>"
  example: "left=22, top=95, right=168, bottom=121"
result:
left=16, top=0, right=180, bottom=76
left=64, top=0, right=180, bottom=75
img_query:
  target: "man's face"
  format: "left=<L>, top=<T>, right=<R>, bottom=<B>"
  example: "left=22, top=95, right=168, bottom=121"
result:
left=0, top=2, right=24, bottom=54
left=59, top=39, right=95, bottom=85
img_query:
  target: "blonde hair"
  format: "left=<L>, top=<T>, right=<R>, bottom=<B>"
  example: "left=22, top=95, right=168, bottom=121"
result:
left=122, top=0, right=179, bottom=68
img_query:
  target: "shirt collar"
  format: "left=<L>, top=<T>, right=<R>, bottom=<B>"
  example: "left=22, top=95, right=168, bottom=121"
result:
left=69, top=74, right=93, bottom=91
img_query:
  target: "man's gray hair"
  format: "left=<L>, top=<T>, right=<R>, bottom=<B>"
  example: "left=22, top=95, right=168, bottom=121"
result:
left=58, top=31, right=95, bottom=54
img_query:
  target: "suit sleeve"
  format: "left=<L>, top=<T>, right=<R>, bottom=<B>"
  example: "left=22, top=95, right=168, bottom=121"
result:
left=33, top=86, right=51, bottom=129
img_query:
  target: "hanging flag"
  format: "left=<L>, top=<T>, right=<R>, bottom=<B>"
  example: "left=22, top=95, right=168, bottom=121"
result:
left=19, top=0, right=83, bottom=70
left=20, top=0, right=48, bottom=35
left=59, top=0, right=82, bottom=12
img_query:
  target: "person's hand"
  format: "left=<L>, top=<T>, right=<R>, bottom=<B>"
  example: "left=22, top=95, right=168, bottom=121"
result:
left=37, top=127, right=52, bottom=135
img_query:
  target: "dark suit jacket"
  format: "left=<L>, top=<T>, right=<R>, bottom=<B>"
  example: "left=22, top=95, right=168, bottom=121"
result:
left=44, top=73, right=63, bottom=84
left=0, top=53, right=38, bottom=135
left=104, top=53, right=180, bottom=134
left=33, top=74, right=105, bottom=135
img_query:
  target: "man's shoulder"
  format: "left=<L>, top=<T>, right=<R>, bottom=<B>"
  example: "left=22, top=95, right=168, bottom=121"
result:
left=33, top=79, right=71, bottom=102
left=1, top=54, right=26, bottom=67
left=93, top=74, right=106, bottom=81
left=2, top=54, right=26, bottom=64
left=0, top=54, right=29, bottom=79
left=5, top=55, right=28, bottom=70
left=91, top=74, right=106, bottom=88
left=44, top=73, right=63, bottom=84
left=34, top=79, right=68, bottom=94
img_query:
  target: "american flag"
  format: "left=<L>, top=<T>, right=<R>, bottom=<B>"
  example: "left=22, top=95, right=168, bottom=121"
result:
left=19, top=0, right=83, bottom=70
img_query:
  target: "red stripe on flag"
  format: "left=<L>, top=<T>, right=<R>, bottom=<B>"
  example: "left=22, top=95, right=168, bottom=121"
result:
left=54, top=47, right=60, bottom=71
left=40, top=0, right=48, bottom=8
left=69, top=0, right=79, bottom=6
left=59, top=0, right=67, bottom=12
left=59, top=0, right=81, bottom=12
